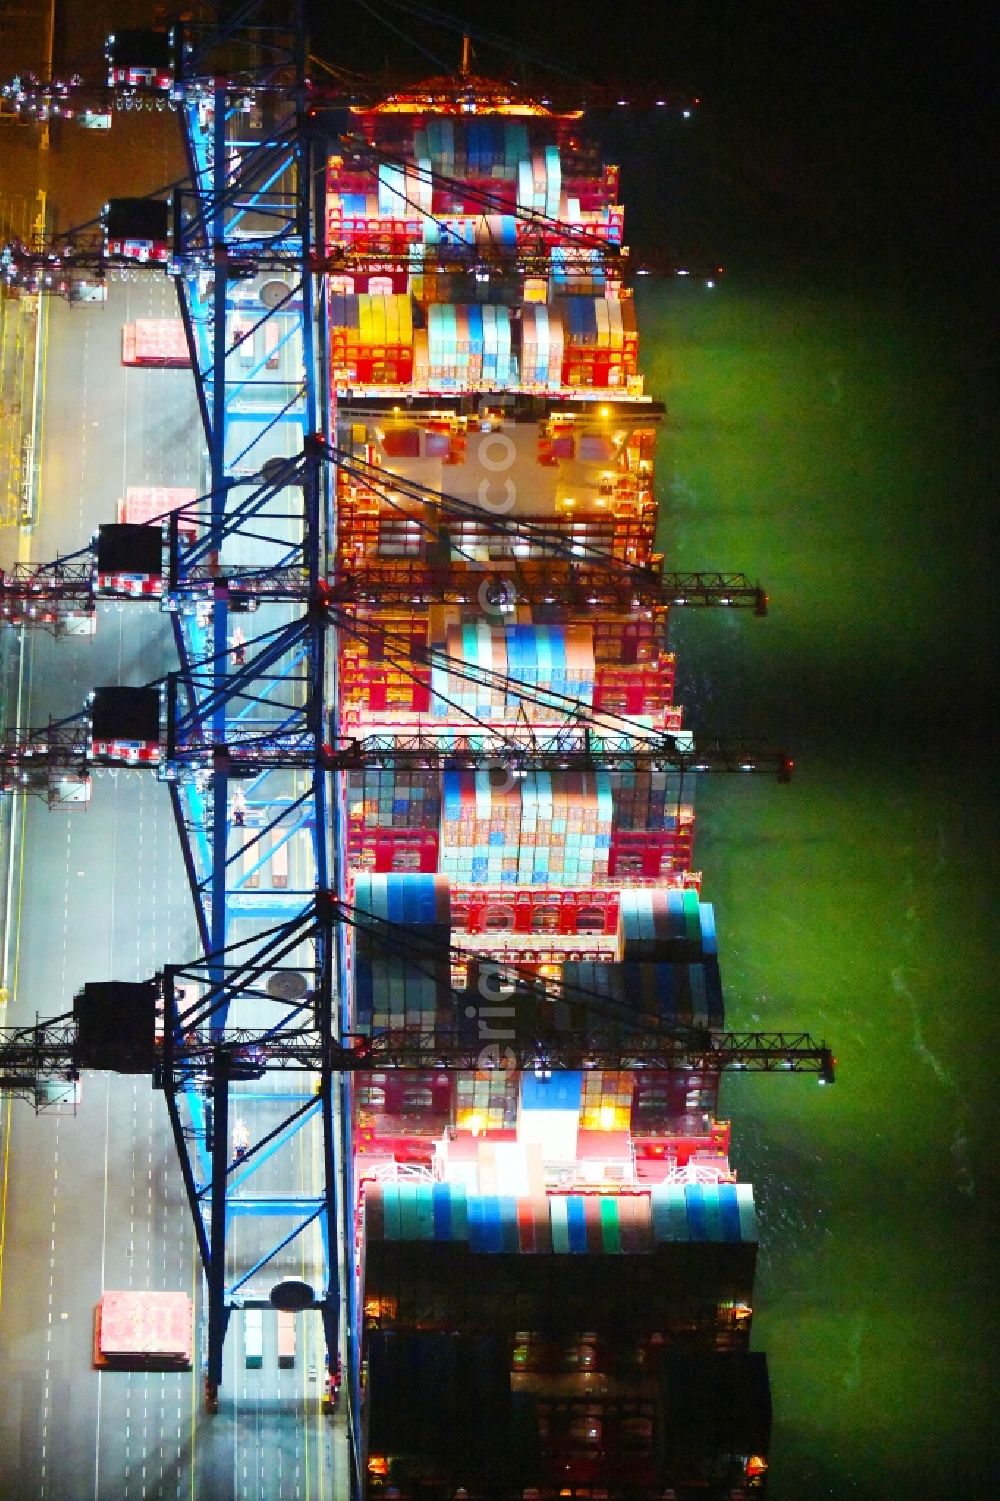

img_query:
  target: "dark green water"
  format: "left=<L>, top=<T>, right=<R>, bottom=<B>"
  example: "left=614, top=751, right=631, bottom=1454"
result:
left=638, top=266, right=996, bottom=1498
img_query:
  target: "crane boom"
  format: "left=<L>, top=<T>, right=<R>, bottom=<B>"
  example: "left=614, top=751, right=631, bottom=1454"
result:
left=2, top=548, right=765, bottom=620
left=2, top=227, right=716, bottom=295
left=0, top=1015, right=835, bottom=1099
left=1, top=72, right=699, bottom=125
left=0, top=712, right=794, bottom=791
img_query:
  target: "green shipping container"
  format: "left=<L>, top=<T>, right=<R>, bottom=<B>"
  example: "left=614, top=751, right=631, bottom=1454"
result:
left=701, top=1184, right=723, bottom=1243
left=600, top=1195, right=622, bottom=1253
left=383, top=1184, right=401, bottom=1241
left=414, top=1183, right=436, bottom=1241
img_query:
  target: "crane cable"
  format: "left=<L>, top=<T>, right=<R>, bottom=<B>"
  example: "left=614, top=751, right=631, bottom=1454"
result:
left=324, top=442, right=660, bottom=587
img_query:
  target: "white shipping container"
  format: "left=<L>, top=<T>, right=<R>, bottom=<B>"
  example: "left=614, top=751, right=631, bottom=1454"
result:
left=245, top=1309, right=263, bottom=1369
left=232, top=313, right=254, bottom=369
left=270, top=831, right=289, bottom=888
left=544, top=145, right=561, bottom=219
left=517, top=159, right=533, bottom=213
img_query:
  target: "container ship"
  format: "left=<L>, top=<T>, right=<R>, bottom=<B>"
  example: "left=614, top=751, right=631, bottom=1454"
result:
left=326, top=68, right=772, bottom=1500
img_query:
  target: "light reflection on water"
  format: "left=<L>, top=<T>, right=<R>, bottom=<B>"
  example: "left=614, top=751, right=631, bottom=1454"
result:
left=641, top=274, right=996, bottom=1500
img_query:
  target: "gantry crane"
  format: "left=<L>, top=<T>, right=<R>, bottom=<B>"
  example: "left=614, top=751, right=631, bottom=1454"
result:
left=0, top=188, right=719, bottom=299
left=0, top=700, right=796, bottom=798
left=4, top=0, right=344, bottom=1423
left=2, top=27, right=700, bottom=128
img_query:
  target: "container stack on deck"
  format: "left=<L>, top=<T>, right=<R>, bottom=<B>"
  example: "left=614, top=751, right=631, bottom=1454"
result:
left=329, top=80, right=770, bottom=1501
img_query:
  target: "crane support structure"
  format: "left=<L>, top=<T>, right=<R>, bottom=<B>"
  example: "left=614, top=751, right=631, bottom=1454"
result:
left=165, top=9, right=345, bottom=1414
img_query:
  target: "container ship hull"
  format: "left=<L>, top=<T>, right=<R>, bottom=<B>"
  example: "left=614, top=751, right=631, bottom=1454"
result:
left=326, top=78, right=771, bottom=1499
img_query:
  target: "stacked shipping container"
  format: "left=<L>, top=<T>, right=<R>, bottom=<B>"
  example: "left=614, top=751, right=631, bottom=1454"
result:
left=364, top=1179, right=759, bottom=1254
left=327, top=294, right=639, bottom=392
left=329, top=292, right=414, bottom=386
left=327, top=112, right=639, bottom=394
left=352, top=873, right=451, bottom=1030
left=438, top=770, right=614, bottom=887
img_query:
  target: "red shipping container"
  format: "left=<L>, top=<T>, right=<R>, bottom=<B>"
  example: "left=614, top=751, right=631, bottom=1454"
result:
left=608, top=832, right=694, bottom=881
left=121, top=319, right=191, bottom=369
left=584, top=1194, right=603, bottom=1251
left=517, top=1200, right=537, bottom=1254
left=532, top=1195, right=553, bottom=1253
left=372, top=831, right=439, bottom=874
left=118, top=486, right=198, bottom=541
left=381, top=1070, right=451, bottom=1116
left=95, top=1290, right=192, bottom=1368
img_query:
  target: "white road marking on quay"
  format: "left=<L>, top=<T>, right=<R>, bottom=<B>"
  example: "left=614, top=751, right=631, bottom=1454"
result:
left=94, top=1072, right=112, bottom=1499
left=39, top=1111, right=62, bottom=1498
left=14, top=275, right=198, bottom=1501
left=76, top=318, right=89, bottom=542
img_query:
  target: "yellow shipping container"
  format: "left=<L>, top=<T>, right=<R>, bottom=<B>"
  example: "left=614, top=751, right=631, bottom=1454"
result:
left=358, top=294, right=374, bottom=347
left=412, top=328, right=429, bottom=383
left=397, top=294, right=414, bottom=346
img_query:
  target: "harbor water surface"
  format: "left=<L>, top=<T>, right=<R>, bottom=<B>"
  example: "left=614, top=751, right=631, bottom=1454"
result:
left=638, top=255, right=994, bottom=1499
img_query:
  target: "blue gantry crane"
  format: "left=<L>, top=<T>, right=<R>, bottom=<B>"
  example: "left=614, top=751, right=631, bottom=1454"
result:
left=4, top=0, right=350, bottom=1426
left=160, top=3, right=345, bottom=1418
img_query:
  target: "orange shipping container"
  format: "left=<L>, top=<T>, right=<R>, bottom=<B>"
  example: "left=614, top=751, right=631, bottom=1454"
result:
left=277, top=1310, right=296, bottom=1368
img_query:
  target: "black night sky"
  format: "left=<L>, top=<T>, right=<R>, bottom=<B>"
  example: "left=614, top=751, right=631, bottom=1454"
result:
left=314, top=0, right=994, bottom=291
